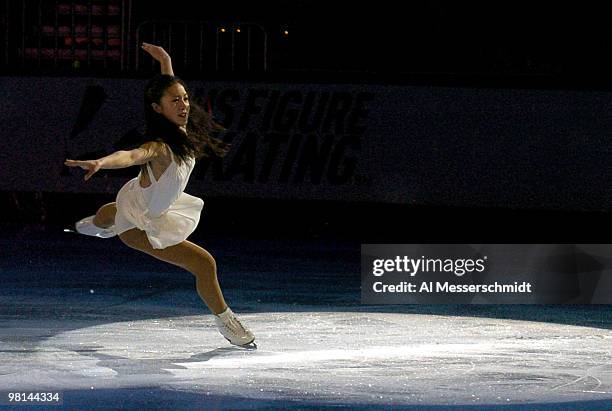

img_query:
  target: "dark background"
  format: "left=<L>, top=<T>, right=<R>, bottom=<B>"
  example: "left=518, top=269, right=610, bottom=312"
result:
left=5, top=0, right=612, bottom=86
left=134, top=1, right=612, bottom=88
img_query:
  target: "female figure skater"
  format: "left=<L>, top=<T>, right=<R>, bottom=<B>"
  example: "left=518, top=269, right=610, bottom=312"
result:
left=65, top=43, right=255, bottom=347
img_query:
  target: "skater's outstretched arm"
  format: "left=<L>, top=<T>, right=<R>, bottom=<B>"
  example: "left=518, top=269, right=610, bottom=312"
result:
left=64, top=141, right=165, bottom=181
left=141, top=42, right=174, bottom=76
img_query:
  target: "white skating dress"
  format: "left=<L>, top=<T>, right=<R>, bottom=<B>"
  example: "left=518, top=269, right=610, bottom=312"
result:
left=114, top=154, right=204, bottom=249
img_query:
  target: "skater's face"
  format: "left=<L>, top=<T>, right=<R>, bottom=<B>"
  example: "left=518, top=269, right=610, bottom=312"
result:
left=151, top=82, right=190, bottom=127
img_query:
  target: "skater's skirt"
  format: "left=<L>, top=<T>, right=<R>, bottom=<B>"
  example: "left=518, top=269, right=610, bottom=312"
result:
left=114, top=177, right=204, bottom=249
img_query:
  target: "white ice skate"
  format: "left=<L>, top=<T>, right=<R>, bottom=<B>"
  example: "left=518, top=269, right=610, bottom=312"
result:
left=74, top=215, right=117, bottom=238
left=215, top=307, right=256, bottom=348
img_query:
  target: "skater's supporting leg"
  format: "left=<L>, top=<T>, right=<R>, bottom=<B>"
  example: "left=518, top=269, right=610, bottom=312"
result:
left=118, top=228, right=228, bottom=314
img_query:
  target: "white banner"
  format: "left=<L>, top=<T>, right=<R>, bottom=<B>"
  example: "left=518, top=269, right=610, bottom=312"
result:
left=1, top=76, right=612, bottom=209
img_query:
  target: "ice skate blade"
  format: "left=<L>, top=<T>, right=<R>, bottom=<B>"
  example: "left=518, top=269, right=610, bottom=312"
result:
left=225, top=337, right=257, bottom=349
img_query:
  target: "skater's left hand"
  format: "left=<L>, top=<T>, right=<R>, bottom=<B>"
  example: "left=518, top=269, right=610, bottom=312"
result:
left=64, top=159, right=101, bottom=181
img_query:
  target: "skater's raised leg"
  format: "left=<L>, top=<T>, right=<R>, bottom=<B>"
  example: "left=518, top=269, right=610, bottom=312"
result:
left=93, top=202, right=117, bottom=228
left=74, top=202, right=117, bottom=238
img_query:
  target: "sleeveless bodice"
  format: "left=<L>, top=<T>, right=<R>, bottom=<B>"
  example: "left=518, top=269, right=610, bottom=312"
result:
left=114, top=155, right=204, bottom=249
left=140, top=156, right=196, bottom=218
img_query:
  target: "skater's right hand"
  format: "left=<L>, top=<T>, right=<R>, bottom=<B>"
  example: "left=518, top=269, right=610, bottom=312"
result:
left=141, top=42, right=171, bottom=64
left=64, top=159, right=101, bottom=181
left=141, top=42, right=174, bottom=75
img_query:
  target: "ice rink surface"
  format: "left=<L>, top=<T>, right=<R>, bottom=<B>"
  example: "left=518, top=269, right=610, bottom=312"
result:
left=0, top=226, right=611, bottom=410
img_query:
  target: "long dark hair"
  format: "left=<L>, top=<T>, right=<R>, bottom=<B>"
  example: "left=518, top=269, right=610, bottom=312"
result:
left=143, top=74, right=229, bottom=163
